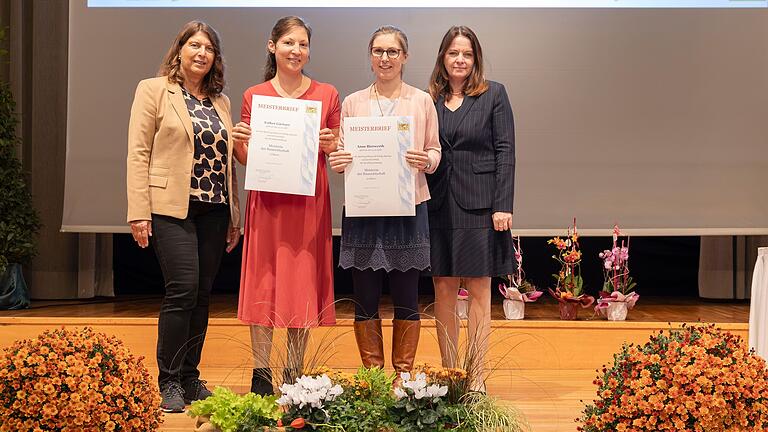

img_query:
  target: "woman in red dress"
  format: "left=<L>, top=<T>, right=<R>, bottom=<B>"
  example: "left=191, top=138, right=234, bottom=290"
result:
left=231, top=16, right=339, bottom=395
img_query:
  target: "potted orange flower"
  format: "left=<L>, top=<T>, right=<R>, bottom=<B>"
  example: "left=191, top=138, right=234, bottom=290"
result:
left=0, top=327, right=161, bottom=431
left=547, top=220, right=594, bottom=320
left=579, top=324, right=768, bottom=431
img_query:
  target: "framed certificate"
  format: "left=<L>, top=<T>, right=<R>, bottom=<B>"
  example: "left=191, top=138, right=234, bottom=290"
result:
left=244, top=95, right=321, bottom=196
left=343, top=116, right=415, bottom=217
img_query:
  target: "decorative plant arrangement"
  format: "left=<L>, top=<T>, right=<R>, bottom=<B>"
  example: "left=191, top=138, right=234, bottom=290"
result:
left=187, top=364, right=529, bottom=431
left=547, top=219, right=595, bottom=320
left=390, top=372, right=451, bottom=431
left=578, top=324, right=768, bottom=431
left=457, top=284, right=469, bottom=320
left=189, top=387, right=280, bottom=432
left=277, top=374, right=344, bottom=430
left=0, top=29, right=40, bottom=309
left=595, top=225, right=639, bottom=321
left=0, top=327, right=161, bottom=431
left=498, top=235, right=542, bottom=319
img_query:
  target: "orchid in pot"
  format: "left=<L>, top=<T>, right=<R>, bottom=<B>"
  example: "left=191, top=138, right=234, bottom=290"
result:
left=456, top=282, right=469, bottom=320
left=595, top=225, right=639, bottom=321
left=498, top=235, right=542, bottom=319
left=548, top=220, right=594, bottom=320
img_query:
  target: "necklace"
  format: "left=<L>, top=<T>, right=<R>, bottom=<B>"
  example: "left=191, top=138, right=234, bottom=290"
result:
left=372, top=82, right=401, bottom=116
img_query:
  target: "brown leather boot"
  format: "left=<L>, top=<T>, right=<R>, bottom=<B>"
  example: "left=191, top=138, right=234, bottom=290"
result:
left=353, top=319, right=385, bottom=368
left=392, top=319, right=421, bottom=386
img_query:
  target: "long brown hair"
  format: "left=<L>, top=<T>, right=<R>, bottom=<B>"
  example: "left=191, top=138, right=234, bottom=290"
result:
left=264, top=16, right=312, bottom=82
left=428, top=26, right=488, bottom=102
left=158, top=21, right=225, bottom=97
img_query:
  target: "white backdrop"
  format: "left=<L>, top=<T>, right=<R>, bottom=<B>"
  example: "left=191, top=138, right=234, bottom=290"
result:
left=64, top=2, right=768, bottom=235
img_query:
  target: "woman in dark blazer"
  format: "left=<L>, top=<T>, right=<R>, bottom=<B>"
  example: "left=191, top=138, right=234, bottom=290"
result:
left=127, top=21, right=240, bottom=412
left=426, top=25, right=515, bottom=390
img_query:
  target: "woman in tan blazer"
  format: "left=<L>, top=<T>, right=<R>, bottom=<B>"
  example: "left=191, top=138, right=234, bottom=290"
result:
left=126, top=20, right=240, bottom=413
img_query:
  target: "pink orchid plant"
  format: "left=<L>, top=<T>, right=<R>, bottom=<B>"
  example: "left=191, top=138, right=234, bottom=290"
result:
left=547, top=219, right=595, bottom=308
left=498, top=235, right=542, bottom=303
left=595, top=225, right=639, bottom=314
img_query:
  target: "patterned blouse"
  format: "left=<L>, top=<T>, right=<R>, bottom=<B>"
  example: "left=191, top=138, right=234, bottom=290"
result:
left=181, top=87, right=228, bottom=204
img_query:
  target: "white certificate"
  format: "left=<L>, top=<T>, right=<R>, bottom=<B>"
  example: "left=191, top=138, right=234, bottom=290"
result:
left=244, top=95, right=321, bottom=196
left=344, top=116, right=415, bottom=217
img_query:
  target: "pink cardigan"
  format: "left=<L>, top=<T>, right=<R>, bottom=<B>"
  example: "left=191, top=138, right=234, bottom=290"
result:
left=339, top=82, right=441, bottom=205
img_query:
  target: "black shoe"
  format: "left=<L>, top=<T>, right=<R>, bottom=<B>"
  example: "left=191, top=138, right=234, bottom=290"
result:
left=159, top=381, right=185, bottom=413
left=182, top=378, right=212, bottom=404
left=250, top=368, right=274, bottom=396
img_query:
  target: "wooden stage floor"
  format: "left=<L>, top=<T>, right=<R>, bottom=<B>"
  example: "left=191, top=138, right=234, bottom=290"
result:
left=0, top=295, right=750, bottom=432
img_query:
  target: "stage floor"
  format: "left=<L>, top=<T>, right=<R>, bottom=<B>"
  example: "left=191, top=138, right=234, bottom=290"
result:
left=0, top=296, right=751, bottom=432
left=1, top=294, right=750, bottom=322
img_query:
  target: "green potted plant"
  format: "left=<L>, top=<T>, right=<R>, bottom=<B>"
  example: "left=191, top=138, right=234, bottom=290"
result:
left=0, top=28, right=41, bottom=309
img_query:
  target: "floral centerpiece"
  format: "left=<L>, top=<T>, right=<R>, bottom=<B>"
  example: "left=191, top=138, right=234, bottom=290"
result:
left=578, top=324, right=768, bottom=431
left=547, top=219, right=594, bottom=319
left=0, top=327, right=161, bottom=431
left=390, top=372, right=451, bottom=431
left=277, top=374, right=343, bottom=430
left=498, top=235, right=542, bottom=319
left=595, top=225, right=639, bottom=321
left=188, top=387, right=279, bottom=432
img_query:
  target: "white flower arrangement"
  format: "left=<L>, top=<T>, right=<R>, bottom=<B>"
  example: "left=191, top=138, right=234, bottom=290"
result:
left=393, top=372, right=448, bottom=401
left=276, top=374, right=344, bottom=409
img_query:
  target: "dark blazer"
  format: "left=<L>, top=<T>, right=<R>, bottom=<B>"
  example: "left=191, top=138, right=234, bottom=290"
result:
left=426, top=80, right=515, bottom=214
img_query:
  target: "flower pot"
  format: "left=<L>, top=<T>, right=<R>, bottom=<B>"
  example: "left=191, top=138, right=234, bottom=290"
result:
left=456, top=298, right=469, bottom=320
left=606, top=302, right=628, bottom=321
left=193, top=416, right=221, bottom=432
left=502, top=299, right=525, bottom=320
left=559, top=301, right=579, bottom=320
left=0, top=263, right=30, bottom=310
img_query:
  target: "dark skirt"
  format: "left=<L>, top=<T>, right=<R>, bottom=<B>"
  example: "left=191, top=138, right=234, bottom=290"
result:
left=339, top=203, right=430, bottom=272
left=429, top=190, right=515, bottom=277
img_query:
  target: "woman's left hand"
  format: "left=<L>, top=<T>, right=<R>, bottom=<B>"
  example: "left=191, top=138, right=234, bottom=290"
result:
left=492, top=212, right=513, bottom=231
left=405, top=149, right=430, bottom=171
left=226, top=224, right=241, bottom=253
left=319, top=128, right=338, bottom=154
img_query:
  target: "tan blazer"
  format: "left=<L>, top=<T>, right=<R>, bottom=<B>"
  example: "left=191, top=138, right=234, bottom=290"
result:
left=127, top=76, right=240, bottom=228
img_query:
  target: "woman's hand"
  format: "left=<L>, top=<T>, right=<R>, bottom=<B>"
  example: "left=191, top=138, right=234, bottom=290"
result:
left=232, top=122, right=251, bottom=164
left=130, top=220, right=152, bottom=248
left=405, top=149, right=431, bottom=171
left=492, top=212, right=513, bottom=231
left=232, top=122, right=251, bottom=144
left=226, top=223, right=241, bottom=253
left=319, top=128, right=338, bottom=154
left=328, top=149, right=353, bottom=173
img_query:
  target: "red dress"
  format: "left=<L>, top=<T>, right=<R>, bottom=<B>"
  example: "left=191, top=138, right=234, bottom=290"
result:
left=238, top=80, right=340, bottom=328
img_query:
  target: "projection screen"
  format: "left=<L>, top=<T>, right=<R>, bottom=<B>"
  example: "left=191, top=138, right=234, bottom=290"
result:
left=64, top=1, right=768, bottom=235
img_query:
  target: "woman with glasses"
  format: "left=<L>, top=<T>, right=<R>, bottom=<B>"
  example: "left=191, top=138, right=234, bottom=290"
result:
left=231, top=16, right=340, bottom=395
left=329, top=25, right=440, bottom=382
left=426, top=26, right=516, bottom=391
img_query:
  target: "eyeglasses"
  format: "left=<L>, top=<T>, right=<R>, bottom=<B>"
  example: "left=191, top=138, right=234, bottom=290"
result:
left=371, top=48, right=402, bottom=59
